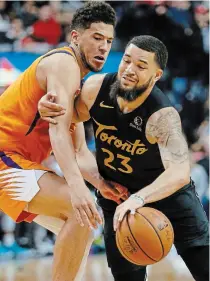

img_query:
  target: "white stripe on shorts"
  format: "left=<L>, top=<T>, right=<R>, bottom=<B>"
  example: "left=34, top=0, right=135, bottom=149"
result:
left=0, top=168, right=47, bottom=202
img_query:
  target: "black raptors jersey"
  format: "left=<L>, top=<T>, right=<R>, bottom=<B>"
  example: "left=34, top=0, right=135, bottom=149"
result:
left=90, top=73, right=172, bottom=193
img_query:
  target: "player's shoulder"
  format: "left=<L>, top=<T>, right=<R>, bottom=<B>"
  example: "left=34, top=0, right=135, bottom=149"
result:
left=83, top=72, right=118, bottom=94
left=148, top=107, right=180, bottom=124
left=146, top=107, right=181, bottom=143
left=36, top=47, right=80, bottom=89
left=38, top=47, right=79, bottom=73
left=84, top=73, right=107, bottom=89
left=77, top=74, right=107, bottom=112
left=82, top=73, right=107, bottom=97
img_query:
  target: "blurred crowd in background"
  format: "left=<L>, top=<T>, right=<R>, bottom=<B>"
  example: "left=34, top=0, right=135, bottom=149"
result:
left=0, top=0, right=209, bottom=261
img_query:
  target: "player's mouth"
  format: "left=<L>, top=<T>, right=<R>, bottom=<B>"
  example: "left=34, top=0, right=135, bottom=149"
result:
left=122, top=76, right=137, bottom=83
left=94, top=55, right=105, bottom=63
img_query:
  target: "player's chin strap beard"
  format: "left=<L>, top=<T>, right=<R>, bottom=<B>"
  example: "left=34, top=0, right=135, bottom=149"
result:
left=69, top=43, right=89, bottom=77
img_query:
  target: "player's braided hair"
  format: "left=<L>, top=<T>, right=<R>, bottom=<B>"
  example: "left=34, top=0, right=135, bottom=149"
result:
left=70, top=2, right=116, bottom=31
left=127, top=35, right=168, bottom=70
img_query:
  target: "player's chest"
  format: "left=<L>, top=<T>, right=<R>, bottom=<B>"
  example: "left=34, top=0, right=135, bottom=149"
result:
left=92, top=109, right=149, bottom=157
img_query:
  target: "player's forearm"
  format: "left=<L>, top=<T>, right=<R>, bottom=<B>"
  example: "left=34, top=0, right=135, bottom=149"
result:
left=76, top=146, right=104, bottom=190
left=137, top=164, right=190, bottom=204
left=49, top=124, right=85, bottom=188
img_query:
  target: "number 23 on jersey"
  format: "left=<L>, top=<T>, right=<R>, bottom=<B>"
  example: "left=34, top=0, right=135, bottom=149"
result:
left=101, top=148, right=133, bottom=174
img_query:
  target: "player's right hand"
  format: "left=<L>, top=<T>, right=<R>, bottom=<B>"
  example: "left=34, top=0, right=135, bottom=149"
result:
left=70, top=186, right=102, bottom=230
left=38, top=92, right=66, bottom=124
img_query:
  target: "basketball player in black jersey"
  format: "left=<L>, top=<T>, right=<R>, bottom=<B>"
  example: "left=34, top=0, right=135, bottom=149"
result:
left=39, top=35, right=209, bottom=281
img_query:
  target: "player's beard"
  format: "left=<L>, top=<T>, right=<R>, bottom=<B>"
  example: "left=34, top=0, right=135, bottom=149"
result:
left=110, top=76, right=153, bottom=102
left=80, top=46, right=102, bottom=73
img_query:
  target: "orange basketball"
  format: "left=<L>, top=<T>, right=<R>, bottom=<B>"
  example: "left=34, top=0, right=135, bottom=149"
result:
left=116, top=207, right=174, bottom=266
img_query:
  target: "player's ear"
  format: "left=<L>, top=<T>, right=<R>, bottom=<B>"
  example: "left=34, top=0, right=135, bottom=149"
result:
left=71, top=30, right=80, bottom=46
left=154, top=69, right=163, bottom=82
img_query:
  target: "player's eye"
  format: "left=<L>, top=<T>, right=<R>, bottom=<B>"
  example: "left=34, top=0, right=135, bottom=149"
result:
left=123, top=58, right=130, bottom=63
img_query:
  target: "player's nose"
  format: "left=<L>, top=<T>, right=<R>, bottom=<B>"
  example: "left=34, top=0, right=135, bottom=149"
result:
left=99, top=40, right=109, bottom=53
left=125, top=64, right=135, bottom=75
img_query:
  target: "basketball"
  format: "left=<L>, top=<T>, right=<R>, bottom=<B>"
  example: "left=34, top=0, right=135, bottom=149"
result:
left=116, top=207, right=174, bottom=266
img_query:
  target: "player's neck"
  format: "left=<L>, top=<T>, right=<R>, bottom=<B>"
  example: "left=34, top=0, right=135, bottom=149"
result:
left=69, top=44, right=89, bottom=78
left=117, top=86, right=153, bottom=114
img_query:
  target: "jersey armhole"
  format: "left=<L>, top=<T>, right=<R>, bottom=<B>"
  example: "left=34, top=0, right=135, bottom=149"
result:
left=89, top=72, right=117, bottom=115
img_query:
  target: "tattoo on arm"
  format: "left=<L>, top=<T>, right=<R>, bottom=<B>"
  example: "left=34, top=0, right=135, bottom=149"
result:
left=147, top=108, right=189, bottom=167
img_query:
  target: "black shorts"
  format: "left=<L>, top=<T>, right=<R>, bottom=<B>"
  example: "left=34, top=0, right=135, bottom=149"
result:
left=97, top=181, right=209, bottom=274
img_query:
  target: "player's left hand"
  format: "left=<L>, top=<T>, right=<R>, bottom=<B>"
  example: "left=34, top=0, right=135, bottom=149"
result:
left=38, top=92, right=66, bottom=124
left=113, top=194, right=145, bottom=231
left=98, top=180, right=129, bottom=205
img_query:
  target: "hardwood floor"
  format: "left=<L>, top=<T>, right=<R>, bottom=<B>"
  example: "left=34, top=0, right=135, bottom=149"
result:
left=0, top=252, right=194, bottom=281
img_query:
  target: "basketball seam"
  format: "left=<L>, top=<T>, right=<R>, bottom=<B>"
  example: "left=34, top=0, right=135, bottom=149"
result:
left=126, top=215, right=157, bottom=262
left=136, top=211, right=164, bottom=259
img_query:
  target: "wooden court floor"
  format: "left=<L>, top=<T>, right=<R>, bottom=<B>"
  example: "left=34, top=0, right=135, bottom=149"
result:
left=0, top=253, right=194, bottom=281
